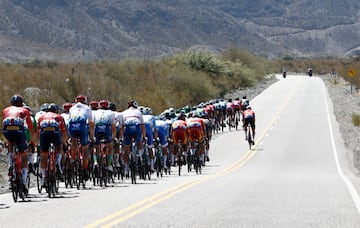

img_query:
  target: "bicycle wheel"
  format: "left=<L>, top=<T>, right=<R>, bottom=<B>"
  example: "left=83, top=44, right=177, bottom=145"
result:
left=247, top=127, right=252, bottom=150
left=36, top=164, right=42, bottom=193
left=11, top=176, right=18, bottom=202
left=130, top=154, right=137, bottom=184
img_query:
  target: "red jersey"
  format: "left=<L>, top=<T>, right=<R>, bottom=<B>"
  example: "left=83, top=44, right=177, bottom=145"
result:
left=2, top=106, right=34, bottom=130
left=243, top=109, right=255, bottom=119
left=37, top=112, right=67, bottom=134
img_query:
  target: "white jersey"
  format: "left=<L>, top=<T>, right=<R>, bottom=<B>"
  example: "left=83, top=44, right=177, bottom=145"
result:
left=69, top=102, right=93, bottom=123
left=143, top=114, right=156, bottom=131
left=113, top=111, right=123, bottom=129
left=61, top=112, right=71, bottom=127
left=35, top=111, right=46, bottom=123
left=93, top=109, right=115, bottom=126
left=122, top=108, right=144, bottom=126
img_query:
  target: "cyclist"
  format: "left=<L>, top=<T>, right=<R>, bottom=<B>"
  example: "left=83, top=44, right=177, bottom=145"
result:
left=120, top=100, right=146, bottom=177
left=143, top=107, right=158, bottom=172
left=37, top=103, right=67, bottom=185
left=226, top=98, right=235, bottom=127
left=164, top=111, right=175, bottom=167
left=243, top=106, right=256, bottom=145
left=241, top=95, right=249, bottom=123
left=93, top=99, right=116, bottom=172
left=155, top=116, right=170, bottom=169
left=187, top=111, right=207, bottom=165
left=2, top=95, right=36, bottom=192
left=109, top=102, right=123, bottom=170
left=61, top=102, right=73, bottom=131
left=68, top=95, right=95, bottom=180
left=233, top=97, right=241, bottom=122
left=171, top=118, right=189, bottom=166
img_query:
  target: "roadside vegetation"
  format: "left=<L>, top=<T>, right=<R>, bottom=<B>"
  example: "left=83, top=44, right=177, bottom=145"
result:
left=1, top=47, right=360, bottom=136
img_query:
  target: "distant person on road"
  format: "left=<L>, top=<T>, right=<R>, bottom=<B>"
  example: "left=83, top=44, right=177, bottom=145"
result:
left=243, top=106, right=256, bottom=145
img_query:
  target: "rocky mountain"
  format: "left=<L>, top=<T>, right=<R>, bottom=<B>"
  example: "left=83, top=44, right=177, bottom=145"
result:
left=1, top=0, right=360, bottom=62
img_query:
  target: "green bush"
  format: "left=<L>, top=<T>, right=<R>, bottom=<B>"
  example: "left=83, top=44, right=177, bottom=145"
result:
left=352, top=113, right=360, bottom=126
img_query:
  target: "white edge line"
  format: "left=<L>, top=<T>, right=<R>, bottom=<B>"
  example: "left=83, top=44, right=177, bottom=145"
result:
left=322, top=82, right=360, bottom=214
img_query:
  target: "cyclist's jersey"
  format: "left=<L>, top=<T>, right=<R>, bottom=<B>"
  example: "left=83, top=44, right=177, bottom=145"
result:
left=34, top=111, right=46, bottom=124
left=233, top=100, right=241, bottom=111
left=68, top=102, right=92, bottom=145
left=155, top=119, right=169, bottom=147
left=243, top=109, right=255, bottom=119
left=218, top=100, right=226, bottom=111
left=37, top=111, right=67, bottom=150
left=113, top=111, right=123, bottom=134
left=2, top=106, right=34, bottom=152
left=241, top=99, right=249, bottom=111
left=187, top=117, right=206, bottom=143
left=143, top=114, right=156, bottom=146
left=226, top=102, right=235, bottom=112
left=121, top=107, right=144, bottom=146
left=2, top=106, right=34, bottom=132
left=61, top=112, right=71, bottom=128
left=93, top=109, right=115, bottom=144
left=37, top=112, right=67, bottom=133
left=171, top=120, right=188, bottom=145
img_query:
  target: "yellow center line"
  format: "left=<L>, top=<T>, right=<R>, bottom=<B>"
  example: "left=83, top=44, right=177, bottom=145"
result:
left=84, top=78, right=299, bottom=228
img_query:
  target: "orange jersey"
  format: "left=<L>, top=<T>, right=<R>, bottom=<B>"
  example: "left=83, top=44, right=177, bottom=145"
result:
left=2, top=106, right=34, bottom=130
left=243, top=109, right=255, bottom=119
left=171, top=120, right=188, bottom=145
left=187, top=117, right=206, bottom=143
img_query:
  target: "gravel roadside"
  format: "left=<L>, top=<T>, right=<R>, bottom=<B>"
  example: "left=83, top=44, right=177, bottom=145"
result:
left=0, top=73, right=359, bottom=194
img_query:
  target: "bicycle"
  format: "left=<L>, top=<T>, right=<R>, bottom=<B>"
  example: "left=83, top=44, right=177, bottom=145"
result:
left=9, top=146, right=27, bottom=202
left=63, top=140, right=74, bottom=189
left=246, top=125, right=255, bottom=150
left=153, top=141, right=163, bottom=178
left=191, top=140, right=202, bottom=175
left=176, top=141, right=186, bottom=176
left=142, top=143, right=152, bottom=180
left=46, top=143, right=59, bottom=198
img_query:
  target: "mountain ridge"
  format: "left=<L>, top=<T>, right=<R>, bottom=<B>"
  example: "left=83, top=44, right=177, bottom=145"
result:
left=1, top=0, right=360, bottom=62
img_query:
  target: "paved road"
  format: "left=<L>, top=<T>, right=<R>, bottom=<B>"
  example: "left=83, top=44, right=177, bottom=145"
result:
left=1, top=74, right=360, bottom=227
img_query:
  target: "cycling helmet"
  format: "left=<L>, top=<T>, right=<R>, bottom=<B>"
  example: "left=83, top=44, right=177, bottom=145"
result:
left=75, top=95, right=88, bottom=104
left=48, top=103, right=59, bottom=113
left=109, top=102, right=116, bottom=111
left=40, top=103, right=49, bottom=112
left=99, top=99, right=109, bottom=109
left=63, top=102, right=73, bottom=112
left=228, top=98, right=232, bottom=102
left=89, top=101, right=99, bottom=110
left=164, top=111, right=171, bottom=119
left=127, top=100, right=138, bottom=108
left=10, top=94, right=24, bottom=107
left=242, top=95, right=247, bottom=99
left=143, top=107, right=152, bottom=115
left=247, top=106, right=251, bottom=109
left=138, top=106, right=145, bottom=114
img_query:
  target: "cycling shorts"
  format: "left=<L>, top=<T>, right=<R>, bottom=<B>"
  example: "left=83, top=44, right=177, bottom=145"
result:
left=188, top=127, right=204, bottom=144
left=40, top=130, right=62, bottom=152
left=123, top=124, right=142, bottom=146
left=243, top=117, right=255, bottom=129
left=172, top=128, right=188, bottom=146
left=145, top=130, right=154, bottom=147
left=94, top=131, right=112, bottom=145
left=3, top=125, right=28, bottom=152
left=68, top=120, right=90, bottom=146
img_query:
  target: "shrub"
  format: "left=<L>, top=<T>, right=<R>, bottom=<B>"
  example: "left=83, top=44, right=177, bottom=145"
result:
left=352, top=113, right=360, bottom=126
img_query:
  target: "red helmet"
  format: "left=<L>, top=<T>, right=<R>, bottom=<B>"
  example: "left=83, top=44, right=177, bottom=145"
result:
left=63, top=102, right=73, bottom=112
left=127, top=100, right=138, bottom=108
left=89, top=101, right=99, bottom=110
left=75, top=95, right=87, bottom=104
left=99, top=100, right=109, bottom=109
